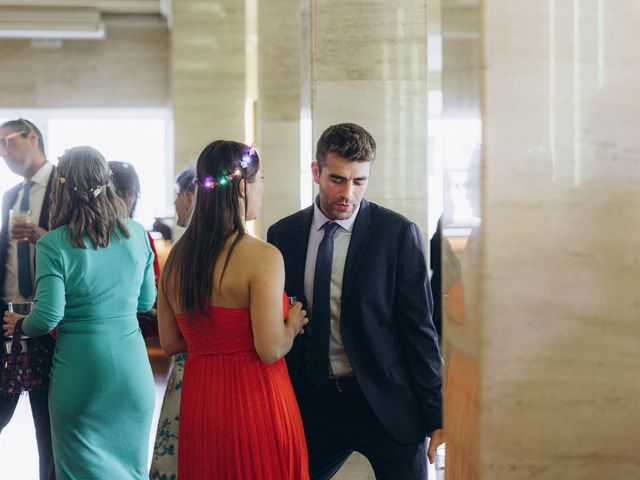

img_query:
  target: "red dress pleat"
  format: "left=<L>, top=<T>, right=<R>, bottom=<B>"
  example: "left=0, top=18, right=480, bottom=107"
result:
left=176, top=297, right=309, bottom=480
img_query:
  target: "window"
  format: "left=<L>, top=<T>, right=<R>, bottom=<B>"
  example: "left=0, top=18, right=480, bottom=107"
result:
left=0, top=109, right=173, bottom=229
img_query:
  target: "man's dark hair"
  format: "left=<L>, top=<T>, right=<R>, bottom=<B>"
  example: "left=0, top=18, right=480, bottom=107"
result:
left=0, top=118, right=46, bottom=156
left=315, top=123, right=376, bottom=168
left=176, top=166, right=196, bottom=193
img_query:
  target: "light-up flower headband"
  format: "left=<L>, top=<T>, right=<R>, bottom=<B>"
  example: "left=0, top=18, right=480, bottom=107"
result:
left=196, top=145, right=257, bottom=191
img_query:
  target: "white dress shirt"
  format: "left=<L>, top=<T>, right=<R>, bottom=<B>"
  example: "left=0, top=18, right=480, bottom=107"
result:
left=304, top=201, right=361, bottom=378
left=3, top=161, right=54, bottom=304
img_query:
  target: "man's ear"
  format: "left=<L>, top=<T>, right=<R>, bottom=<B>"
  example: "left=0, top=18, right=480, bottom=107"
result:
left=27, top=130, right=39, bottom=150
left=311, top=161, right=321, bottom=184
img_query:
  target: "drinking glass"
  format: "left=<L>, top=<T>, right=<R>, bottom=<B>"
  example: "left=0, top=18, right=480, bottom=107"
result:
left=434, top=443, right=445, bottom=480
left=8, top=302, right=34, bottom=316
left=9, top=208, right=32, bottom=243
left=6, top=302, right=33, bottom=343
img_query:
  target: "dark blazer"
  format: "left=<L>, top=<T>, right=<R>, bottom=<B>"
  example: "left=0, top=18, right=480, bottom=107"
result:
left=0, top=167, right=56, bottom=314
left=267, top=199, right=443, bottom=444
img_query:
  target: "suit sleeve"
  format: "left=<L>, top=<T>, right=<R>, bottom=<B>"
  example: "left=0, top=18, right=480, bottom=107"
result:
left=395, top=222, right=443, bottom=434
left=22, top=237, right=66, bottom=337
left=137, top=230, right=157, bottom=312
left=0, top=187, right=19, bottom=313
left=266, top=225, right=276, bottom=247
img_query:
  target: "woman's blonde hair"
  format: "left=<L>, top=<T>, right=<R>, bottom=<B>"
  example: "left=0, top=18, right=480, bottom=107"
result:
left=49, top=146, right=130, bottom=249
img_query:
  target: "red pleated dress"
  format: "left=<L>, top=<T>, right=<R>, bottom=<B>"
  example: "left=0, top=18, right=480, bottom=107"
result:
left=176, top=296, right=309, bottom=480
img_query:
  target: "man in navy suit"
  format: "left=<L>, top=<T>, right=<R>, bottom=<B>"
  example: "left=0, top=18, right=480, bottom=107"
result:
left=268, top=123, right=444, bottom=479
left=0, top=118, right=55, bottom=480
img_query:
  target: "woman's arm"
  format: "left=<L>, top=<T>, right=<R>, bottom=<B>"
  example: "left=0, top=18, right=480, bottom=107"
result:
left=22, top=239, right=66, bottom=337
left=138, top=232, right=157, bottom=313
left=158, top=274, right=186, bottom=355
left=249, top=244, right=307, bottom=364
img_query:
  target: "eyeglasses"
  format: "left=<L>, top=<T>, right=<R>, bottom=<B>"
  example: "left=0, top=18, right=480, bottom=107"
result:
left=19, top=118, right=34, bottom=132
left=0, top=131, right=27, bottom=149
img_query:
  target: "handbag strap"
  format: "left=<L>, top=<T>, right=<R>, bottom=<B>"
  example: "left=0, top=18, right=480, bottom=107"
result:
left=11, top=319, right=23, bottom=347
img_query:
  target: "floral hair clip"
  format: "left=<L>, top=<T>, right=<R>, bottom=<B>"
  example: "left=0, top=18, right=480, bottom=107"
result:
left=90, top=183, right=109, bottom=198
left=58, top=176, right=109, bottom=197
left=239, top=145, right=257, bottom=169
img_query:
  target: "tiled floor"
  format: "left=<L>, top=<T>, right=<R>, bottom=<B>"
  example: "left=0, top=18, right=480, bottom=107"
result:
left=0, top=351, right=436, bottom=479
left=0, top=353, right=170, bottom=480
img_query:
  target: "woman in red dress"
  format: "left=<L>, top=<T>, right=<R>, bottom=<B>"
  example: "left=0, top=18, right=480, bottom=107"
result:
left=158, top=140, right=309, bottom=479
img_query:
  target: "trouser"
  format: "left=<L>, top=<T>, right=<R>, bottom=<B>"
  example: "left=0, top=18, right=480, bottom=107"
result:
left=299, top=376, right=428, bottom=480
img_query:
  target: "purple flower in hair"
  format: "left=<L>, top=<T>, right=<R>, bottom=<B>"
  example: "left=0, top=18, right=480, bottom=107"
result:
left=202, top=176, right=216, bottom=190
left=239, top=145, right=256, bottom=169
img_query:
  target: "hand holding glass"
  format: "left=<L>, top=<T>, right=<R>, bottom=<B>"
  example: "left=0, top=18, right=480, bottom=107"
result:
left=9, top=208, right=32, bottom=243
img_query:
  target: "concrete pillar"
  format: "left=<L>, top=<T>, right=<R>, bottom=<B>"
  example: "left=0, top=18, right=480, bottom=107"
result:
left=256, top=0, right=301, bottom=237
left=172, top=0, right=246, bottom=171
left=443, top=1, right=640, bottom=478
left=306, top=0, right=429, bottom=235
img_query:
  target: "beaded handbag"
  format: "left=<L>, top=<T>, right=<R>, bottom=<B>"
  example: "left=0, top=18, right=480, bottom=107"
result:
left=0, top=320, right=50, bottom=396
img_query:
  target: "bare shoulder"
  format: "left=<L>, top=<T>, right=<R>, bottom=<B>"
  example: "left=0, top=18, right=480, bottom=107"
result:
left=239, top=235, right=284, bottom=272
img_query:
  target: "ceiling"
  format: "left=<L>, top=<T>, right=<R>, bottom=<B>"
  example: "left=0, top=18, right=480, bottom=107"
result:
left=0, top=0, right=168, bottom=39
left=0, top=1, right=164, bottom=14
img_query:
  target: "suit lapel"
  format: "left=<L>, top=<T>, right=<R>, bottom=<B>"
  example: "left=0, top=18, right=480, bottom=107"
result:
left=341, top=199, right=373, bottom=306
left=290, top=206, right=314, bottom=303
left=0, top=184, right=24, bottom=299
left=38, top=166, right=56, bottom=229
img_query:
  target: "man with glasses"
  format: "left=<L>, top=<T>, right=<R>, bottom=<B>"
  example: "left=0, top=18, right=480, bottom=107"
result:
left=0, top=118, right=55, bottom=480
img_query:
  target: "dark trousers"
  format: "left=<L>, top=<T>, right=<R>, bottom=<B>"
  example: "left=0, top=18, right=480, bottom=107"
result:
left=299, top=376, right=427, bottom=480
left=1, top=333, right=55, bottom=480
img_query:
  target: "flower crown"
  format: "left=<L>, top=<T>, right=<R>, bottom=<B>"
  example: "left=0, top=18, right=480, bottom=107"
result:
left=196, top=145, right=257, bottom=191
left=58, top=176, right=110, bottom=198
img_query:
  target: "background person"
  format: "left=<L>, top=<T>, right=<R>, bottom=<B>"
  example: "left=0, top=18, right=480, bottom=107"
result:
left=109, top=160, right=160, bottom=338
left=150, top=165, right=195, bottom=480
left=0, top=118, right=55, bottom=480
left=4, top=146, right=156, bottom=480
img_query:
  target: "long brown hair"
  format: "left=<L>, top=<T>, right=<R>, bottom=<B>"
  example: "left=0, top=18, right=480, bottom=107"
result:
left=161, top=140, right=261, bottom=315
left=49, top=146, right=130, bottom=249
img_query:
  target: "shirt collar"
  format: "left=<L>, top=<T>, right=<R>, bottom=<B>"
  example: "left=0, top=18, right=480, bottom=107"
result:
left=28, top=161, right=53, bottom=187
left=312, top=198, right=361, bottom=233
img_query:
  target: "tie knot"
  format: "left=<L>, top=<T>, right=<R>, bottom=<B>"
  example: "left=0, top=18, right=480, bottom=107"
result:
left=323, top=221, right=339, bottom=238
left=23, top=180, right=33, bottom=193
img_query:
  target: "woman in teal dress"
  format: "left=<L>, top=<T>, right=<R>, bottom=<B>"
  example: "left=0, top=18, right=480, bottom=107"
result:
left=3, top=146, right=156, bottom=480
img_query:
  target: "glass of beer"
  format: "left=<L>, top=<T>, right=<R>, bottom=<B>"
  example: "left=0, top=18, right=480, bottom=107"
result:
left=9, top=208, right=32, bottom=243
left=6, top=302, right=33, bottom=343
left=8, top=302, right=34, bottom=316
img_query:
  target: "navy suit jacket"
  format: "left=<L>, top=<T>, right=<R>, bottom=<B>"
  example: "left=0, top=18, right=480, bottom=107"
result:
left=267, top=199, right=443, bottom=444
left=0, top=168, right=56, bottom=314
